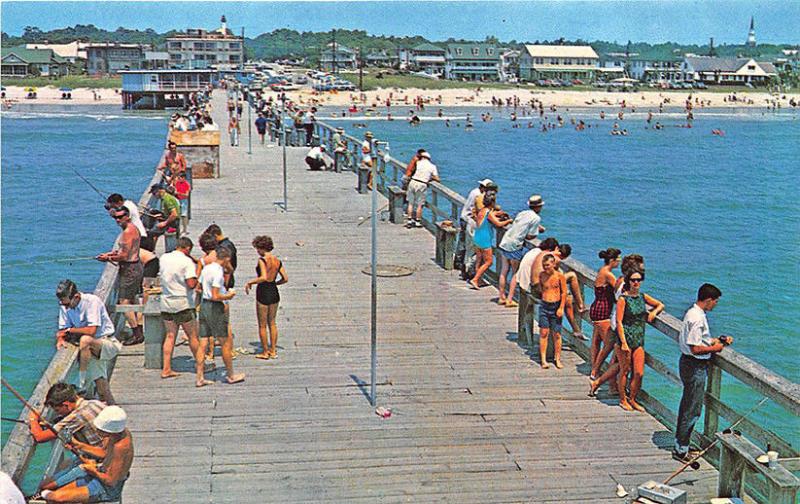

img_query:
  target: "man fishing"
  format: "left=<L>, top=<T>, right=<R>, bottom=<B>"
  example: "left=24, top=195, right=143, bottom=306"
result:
left=55, top=279, right=120, bottom=405
left=97, top=206, right=144, bottom=346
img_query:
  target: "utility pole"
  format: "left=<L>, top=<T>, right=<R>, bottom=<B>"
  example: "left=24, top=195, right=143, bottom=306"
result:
left=359, top=46, right=364, bottom=91
left=281, top=95, right=288, bottom=211
left=332, top=29, right=337, bottom=75
left=240, top=27, right=245, bottom=72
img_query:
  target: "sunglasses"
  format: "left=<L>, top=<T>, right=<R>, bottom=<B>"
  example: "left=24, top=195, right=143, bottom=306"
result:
left=629, top=277, right=644, bottom=283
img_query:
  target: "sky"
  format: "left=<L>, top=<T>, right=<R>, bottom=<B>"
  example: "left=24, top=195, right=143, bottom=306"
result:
left=1, top=1, right=799, bottom=45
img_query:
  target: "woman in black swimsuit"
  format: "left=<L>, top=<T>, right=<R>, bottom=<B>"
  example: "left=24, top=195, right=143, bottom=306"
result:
left=245, top=236, right=288, bottom=360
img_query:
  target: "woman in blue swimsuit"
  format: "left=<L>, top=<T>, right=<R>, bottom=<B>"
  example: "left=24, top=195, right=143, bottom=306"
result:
left=469, top=192, right=512, bottom=290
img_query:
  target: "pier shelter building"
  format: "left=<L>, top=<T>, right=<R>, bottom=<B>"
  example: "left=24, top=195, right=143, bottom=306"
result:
left=119, top=69, right=214, bottom=109
left=519, top=44, right=599, bottom=82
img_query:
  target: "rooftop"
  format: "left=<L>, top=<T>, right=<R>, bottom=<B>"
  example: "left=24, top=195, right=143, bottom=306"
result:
left=1, top=46, right=67, bottom=64
left=523, top=44, right=599, bottom=59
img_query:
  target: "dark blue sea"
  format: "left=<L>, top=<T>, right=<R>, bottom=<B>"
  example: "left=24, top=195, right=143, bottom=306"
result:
left=1, top=103, right=797, bottom=484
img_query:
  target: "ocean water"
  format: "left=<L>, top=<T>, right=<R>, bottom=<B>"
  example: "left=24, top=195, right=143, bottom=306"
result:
left=0, top=105, right=167, bottom=465
left=326, top=106, right=800, bottom=445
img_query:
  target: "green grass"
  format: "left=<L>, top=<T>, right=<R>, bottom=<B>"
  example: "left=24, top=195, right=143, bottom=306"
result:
left=337, top=73, right=521, bottom=91
left=1, top=75, right=121, bottom=89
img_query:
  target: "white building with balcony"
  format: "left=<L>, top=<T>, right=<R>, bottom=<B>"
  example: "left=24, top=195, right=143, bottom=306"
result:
left=166, top=15, right=243, bottom=70
left=444, top=44, right=499, bottom=81
left=519, top=44, right=599, bottom=82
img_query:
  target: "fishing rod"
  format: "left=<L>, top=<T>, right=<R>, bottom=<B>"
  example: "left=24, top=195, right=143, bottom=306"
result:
left=1, top=378, right=89, bottom=459
left=1, top=417, right=28, bottom=425
left=664, top=396, right=769, bottom=483
left=0, top=256, right=98, bottom=268
left=70, top=167, right=107, bottom=202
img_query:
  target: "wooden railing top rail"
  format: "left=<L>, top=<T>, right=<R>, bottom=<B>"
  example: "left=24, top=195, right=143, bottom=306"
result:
left=1, top=152, right=168, bottom=484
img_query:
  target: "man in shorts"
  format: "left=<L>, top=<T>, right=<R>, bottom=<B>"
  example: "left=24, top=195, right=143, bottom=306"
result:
left=159, top=237, right=199, bottom=380
left=97, top=206, right=144, bottom=346
left=497, top=194, right=545, bottom=307
left=538, top=254, right=566, bottom=369
left=405, top=151, right=439, bottom=228
left=197, top=246, right=245, bottom=386
left=516, top=237, right=558, bottom=346
left=55, top=280, right=120, bottom=404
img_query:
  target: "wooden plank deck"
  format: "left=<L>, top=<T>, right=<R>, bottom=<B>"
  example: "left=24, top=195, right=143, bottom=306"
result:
left=110, top=94, right=720, bottom=503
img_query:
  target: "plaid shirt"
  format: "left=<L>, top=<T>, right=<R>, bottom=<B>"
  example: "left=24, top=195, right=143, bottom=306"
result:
left=53, top=398, right=106, bottom=446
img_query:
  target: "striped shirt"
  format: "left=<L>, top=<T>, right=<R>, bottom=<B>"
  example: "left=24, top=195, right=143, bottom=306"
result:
left=52, top=398, right=106, bottom=446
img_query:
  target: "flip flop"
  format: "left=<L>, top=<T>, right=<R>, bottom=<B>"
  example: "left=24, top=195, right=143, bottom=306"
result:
left=505, top=300, right=519, bottom=308
left=255, top=353, right=271, bottom=360
left=468, top=281, right=480, bottom=290
left=226, top=374, right=246, bottom=384
left=161, top=371, right=179, bottom=379
left=196, top=379, right=214, bottom=388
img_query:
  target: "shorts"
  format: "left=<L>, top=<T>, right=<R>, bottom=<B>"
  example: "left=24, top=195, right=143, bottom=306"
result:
left=199, top=300, right=229, bottom=338
left=407, top=180, right=428, bottom=208
left=117, top=261, right=144, bottom=301
left=87, top=337, right=123, bottom=382
left=161, top=308, right=196, bottom=325
left=143, top=257, right=160, bottom=278
left=52, top=465, right=126, bottom=502
left=538, top=301, right=563, bottom=333
left=500, top=246, right=527, bottom=262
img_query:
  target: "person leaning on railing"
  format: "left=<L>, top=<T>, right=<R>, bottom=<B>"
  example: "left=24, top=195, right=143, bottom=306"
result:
left=673, top=283, right=732, bottom=463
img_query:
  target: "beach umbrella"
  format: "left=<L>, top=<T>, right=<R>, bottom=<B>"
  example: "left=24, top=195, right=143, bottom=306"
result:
left=59, top=87, right=73, bottom=92
left=25, top=87, right=37, bottom=92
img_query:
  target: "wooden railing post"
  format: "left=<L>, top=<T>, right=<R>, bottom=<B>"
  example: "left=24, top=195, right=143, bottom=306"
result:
left=704, top=364, right=722, bottom=439
left=388, top=186, right=406, bottom=224
left=435, top=221, right=458, bottom=270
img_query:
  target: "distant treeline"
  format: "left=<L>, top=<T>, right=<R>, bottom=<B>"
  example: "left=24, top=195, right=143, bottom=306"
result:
left=2, top=24, right=796, bottom=62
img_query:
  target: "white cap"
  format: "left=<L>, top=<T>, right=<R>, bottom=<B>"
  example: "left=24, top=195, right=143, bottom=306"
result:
left=93, top=406, right=127, bottom=433
left=419, top=151, right=431, bottom=159
left=478, top=178, right=494, bottom=187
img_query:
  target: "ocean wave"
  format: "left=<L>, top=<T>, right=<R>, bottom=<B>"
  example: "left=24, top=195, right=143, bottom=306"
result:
left=0, top=110, right=166, bottom=121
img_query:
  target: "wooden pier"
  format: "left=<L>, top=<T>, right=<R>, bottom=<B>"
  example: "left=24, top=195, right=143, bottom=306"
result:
left=109, top=95, right=726, bottom=503
left=3, top=91, right=798, bottom=503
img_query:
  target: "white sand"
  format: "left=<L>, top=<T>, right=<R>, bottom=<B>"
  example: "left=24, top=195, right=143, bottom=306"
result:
left=3, top=86, right=119, bottom=105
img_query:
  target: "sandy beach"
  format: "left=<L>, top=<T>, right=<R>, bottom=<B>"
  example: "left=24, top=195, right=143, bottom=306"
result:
left=3, top=84, right=798, bottom=111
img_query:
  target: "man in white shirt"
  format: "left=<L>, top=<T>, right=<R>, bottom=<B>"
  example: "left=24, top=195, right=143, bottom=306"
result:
left=673, top=283, right=731, bottom=462
left=305, top=145, right=328, bottom=171
left=159, top=237, right=199, bottom=380
left=405, top=152, right=440, bottom=228
left=197, top=247, right=244, bottom=387
left=55, top=280, right=120, bottom=405
left=497, top=194, right=545, bottom=307
left=455, top=179, right=494, bottom=277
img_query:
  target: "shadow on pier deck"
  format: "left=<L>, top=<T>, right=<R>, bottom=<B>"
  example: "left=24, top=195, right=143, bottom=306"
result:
left=111, top=94, right=719, bottom=503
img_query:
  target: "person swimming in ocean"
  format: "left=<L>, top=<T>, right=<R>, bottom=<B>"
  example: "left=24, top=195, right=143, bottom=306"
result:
left=409, top=114, right=421, bottom=126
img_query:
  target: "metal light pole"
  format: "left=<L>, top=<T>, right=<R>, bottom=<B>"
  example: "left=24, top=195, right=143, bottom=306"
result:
left=282, top=96, right=288, bottom=211
left=247, top=88, right=252, bottom=154
left=369, top=137, right=378, bottom=406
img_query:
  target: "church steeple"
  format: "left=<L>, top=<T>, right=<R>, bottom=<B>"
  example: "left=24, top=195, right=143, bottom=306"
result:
left=746, top=16, right=756, bottom=47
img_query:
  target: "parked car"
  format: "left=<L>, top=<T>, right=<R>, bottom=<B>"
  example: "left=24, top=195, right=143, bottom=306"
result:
left=693, top=81, right=707, bottom=89
left=572, top=79, right=584, bottom=85
left=293, top=75, right=308, bottom=85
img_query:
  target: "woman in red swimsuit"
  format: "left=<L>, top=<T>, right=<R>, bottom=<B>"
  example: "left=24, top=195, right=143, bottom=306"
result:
left=589, top=248, right=621, bottom=381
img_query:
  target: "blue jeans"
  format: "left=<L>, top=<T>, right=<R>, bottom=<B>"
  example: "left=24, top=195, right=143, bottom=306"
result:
left=675, top=354, right=709, bottom=453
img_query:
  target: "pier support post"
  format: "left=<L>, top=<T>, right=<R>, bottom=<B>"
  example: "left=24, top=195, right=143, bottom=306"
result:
left=358, top=166, right=371, bottom=194
left=143, top=297, right=165, bottom=369
left=388, top=186, right=406, bottom=224
left=518, top=290, right=536, bottom=347
left=435, top=222, right=458, bottom=270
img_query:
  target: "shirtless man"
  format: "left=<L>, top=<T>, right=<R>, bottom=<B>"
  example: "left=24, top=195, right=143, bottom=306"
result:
left=158, top=141, right=187, bottom=185
left=530, top=243, right=586, bottom=340
left=97, top=206, right=144, bottom=346
left=40, top=406, right=133, bottom=503
left=538, top=254, right=566, bottom=369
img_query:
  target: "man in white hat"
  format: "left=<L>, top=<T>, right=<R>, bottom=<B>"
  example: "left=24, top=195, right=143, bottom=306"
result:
left=497, top=194, right=546, bottom=307
left=405, top=151, right=439, bottom=228
left=40, top=406, right=133, bottom=503
left=455, top=179, right=494, bottom=277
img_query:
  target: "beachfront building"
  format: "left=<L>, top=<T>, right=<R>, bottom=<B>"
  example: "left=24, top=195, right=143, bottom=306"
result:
left=408, top=43, right=446, bottom=75
left=682, top=56, right=777, bottom=86
left=119, top=69, right=214, bottom=109
left=1, top=46, right=69, bottom=78
left=500, top=48, right=521, bottom=82
left=601, top=53, right=683, bottom=82
left=143, top=51, right=170, bottom=70
left=365, top=51, right=396, bottom=68
left=26, top=42, right=87, bottom=64
left=166, top=15, right=244, bottom=70
left=85, top=43, right=149, bottom=75
left=444, top=44, right=500, bottom=81
left=320, top=44, right=357, bottom=72
left=519, top=44, right=599, bottom=82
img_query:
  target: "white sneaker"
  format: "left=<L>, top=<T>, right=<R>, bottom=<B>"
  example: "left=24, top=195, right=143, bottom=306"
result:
left=414, top=220, right=423, bottom=228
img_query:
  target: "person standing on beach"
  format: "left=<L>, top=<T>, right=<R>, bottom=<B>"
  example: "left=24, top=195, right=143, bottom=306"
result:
left=158, top=237, right=200, bottom=380
left=405, top=151, right=439, bottom=228
left=538, top=254, right=566, bottom=369
left=497, top=195, right=545, bottom=307
left=245, top=236, right=288, bottom=360
left=55, top=280, right=120, bottom=405
left=97, top=207, right=144, bottom=346
left=198, top=246, right=245, bottom=386
left=673, top=283, right=731, bottom=462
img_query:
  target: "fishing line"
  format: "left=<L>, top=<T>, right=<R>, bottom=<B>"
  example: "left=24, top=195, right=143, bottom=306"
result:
left=70, top=167, right=108, bottom=201
left=0, top=256, right=99, bottom=268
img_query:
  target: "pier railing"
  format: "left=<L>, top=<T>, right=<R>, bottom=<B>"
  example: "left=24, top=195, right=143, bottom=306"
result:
left=1, top=154, right=167, bottom=488
left=312, top=119, right=799, bottom=503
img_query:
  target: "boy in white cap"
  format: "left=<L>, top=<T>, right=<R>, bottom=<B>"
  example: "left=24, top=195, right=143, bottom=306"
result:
left=40, top=406, right=133, bottom=503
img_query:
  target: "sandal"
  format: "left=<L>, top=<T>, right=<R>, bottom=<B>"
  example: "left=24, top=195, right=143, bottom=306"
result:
left=505, top=300, right=518, bottom=308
